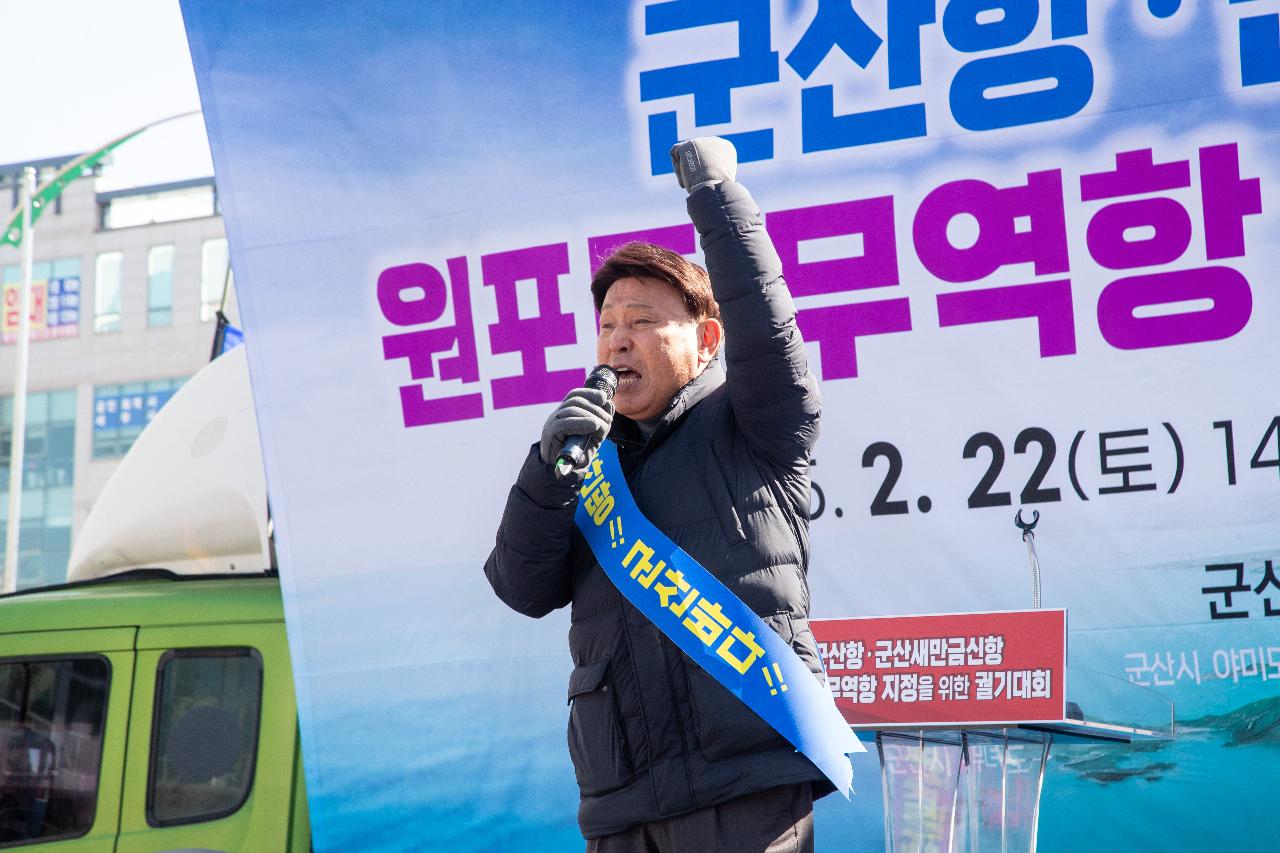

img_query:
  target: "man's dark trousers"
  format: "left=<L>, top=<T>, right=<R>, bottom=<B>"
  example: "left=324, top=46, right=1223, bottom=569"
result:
left=586, top=784, right=814, bottom=853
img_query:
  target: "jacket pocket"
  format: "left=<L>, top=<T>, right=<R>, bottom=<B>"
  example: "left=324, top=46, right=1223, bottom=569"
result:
left=685, top=613, right=793, bottom=761
left=566, top=658, right=633, bottom=795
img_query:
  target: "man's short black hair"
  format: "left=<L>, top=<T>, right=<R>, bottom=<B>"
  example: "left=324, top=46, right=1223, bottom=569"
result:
left=591, top=242, right=720, bottom=321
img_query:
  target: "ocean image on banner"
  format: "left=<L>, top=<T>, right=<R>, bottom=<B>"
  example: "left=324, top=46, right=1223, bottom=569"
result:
left=291, top=564, right=1278, bottom=852
left=179, top=2, right=1280, bottom=850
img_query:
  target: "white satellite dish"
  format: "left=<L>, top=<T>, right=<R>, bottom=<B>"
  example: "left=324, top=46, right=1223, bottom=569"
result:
left=67, top=346, right=270, bottom=582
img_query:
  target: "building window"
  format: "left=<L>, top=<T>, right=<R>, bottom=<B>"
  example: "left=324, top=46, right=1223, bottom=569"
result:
left=147, top=649, right=261, bottom=827
left=92, top=378, right=186, bottom=460
left=200, top=239, right=228, bottom=323
left=93, top=252, right=122, bottom=334
left=0, top=656, right=110, bottom=844
left=51, top=258, right=80, bottom=279
left=99, top=181, right=216, bottom=230
left=0, top=389, right=76, bottom=590
left=147, top=245, right=174, bottom=327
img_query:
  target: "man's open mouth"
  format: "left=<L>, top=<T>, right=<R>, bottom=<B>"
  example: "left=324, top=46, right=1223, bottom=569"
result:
left=613, top=366, right=641, bottom=388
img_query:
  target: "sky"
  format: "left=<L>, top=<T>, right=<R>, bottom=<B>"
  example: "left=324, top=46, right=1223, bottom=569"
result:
left=0, top=0, right=211, bottom=191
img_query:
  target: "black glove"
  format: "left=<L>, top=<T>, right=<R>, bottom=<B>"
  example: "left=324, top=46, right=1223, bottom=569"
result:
left=539, top=387, right=614, bottom=468
left=670, top=137, right=738, bottom=194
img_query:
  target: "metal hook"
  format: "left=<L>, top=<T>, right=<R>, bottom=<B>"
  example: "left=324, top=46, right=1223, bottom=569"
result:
left=1014, top=508, right=1040, bottom=539
left=1015, top=509, right=1043, bottom=609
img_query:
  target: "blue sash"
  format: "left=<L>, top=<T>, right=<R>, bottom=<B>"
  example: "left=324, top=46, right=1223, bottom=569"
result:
left=573, top=440, right=863, bottom=796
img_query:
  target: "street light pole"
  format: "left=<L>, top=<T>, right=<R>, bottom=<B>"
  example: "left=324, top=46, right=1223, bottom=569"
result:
left=3, top=166, right=36, bottom=593
left=0, top=111, right=200, bottom=594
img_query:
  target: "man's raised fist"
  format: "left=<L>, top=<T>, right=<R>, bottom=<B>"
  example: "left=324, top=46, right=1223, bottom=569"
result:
left=669, top=137, right=738, bottom=194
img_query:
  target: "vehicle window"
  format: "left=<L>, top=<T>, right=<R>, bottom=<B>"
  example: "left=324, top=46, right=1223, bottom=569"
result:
left=0, top=657, right=110, bottom=848
left=148, top=649, right=262, bottom=827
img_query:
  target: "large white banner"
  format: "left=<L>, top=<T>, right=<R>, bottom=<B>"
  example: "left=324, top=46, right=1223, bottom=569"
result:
left=182, top=2, right=1280, bottom=850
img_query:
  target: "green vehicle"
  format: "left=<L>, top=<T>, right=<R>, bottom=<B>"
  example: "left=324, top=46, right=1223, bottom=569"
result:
left=0, top=573, right=309, bottom=851
left=0, top=350, right=310, bottom=850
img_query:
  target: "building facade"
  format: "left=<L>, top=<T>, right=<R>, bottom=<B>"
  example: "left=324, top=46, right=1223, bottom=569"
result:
left=0, top=157, right=233, bottom=590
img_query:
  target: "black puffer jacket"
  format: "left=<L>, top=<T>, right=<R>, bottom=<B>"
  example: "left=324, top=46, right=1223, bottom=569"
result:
left=483, top=180, right=826, bottom=838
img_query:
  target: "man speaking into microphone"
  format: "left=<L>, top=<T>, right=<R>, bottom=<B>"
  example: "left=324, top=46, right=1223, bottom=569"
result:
left=484, top=138, right=846, bottom=851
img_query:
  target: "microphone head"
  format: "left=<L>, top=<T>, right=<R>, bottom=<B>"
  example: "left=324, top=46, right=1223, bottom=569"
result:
left=585, top=364, right=619, bottom=399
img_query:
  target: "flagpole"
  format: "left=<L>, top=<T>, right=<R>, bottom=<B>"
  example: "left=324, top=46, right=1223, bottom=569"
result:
left=3, top=167, right=36, bottom=593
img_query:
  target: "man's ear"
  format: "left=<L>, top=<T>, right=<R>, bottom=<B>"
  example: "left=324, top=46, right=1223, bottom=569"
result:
left=697, top=317, right=724, bottom=363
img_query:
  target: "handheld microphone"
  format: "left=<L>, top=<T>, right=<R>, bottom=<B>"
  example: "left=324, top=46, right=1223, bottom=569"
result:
left=555, top=365, right=619, bottom=478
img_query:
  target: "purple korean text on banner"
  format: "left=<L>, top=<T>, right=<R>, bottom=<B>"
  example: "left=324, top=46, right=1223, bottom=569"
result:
left=767, top=197, right=910, bottom=380
left=1083, top=145, right=1260, bottom=351
left=482, top=242, right=585, bottom=410
left=587, top=224, right=697, bottom=274
left=379, top=257, right=483, bottom=427
left=915, top=168, right=1077, bottom=358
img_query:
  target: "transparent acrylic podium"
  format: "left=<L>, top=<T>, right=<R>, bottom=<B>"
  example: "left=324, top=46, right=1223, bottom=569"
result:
left=868, top=666, right=1174, bottom=853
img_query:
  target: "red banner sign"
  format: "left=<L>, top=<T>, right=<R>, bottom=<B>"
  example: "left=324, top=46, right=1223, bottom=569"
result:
left=811, top=610, right=1067, bottom=727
